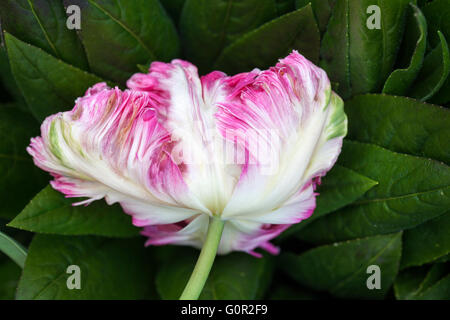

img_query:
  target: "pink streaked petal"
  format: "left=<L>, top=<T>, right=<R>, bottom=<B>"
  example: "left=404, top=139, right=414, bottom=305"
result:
left=141, top=214, right=208, bottom=249
left=220, top=51, right=345, bottom=229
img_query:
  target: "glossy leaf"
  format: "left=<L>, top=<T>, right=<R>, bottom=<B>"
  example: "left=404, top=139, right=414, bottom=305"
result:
left=320, top=0, right=410, bottom=98
left=0, top=107, right=48, bottom=220
left=8, top=185, right=140, bottom=238
left=298, top=141, right=450, bottom=244
left=401, top=212, right=450, bottom=268
left=5, top=33, right=104, bottom=121
left=17, top=234, right=155, bottom=299
left=394, top=263, right=450, bottom=300
left=156, top=247, right=273, bottom=299
left=0, top=0, right=88, bottom=69
left=279, top=165, right=378, bottom=240
left=180, top=0, right=277, bottom=73
left=345, top=94, right=450, bottom=164
left=77, top=0, right=179, bottom=83
left=383, top=4, right=427, bottom=95
left=215, top=4, right=320, bottom=74
left=409, top=31, right=450, bottom=101
left=280, top=232, right=402, bottom=299
left=0, top=231, right=27, bottom=268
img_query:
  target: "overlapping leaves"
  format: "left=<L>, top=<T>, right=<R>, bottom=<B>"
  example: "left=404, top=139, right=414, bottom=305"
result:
left=0, top=0, right=449, bottom=300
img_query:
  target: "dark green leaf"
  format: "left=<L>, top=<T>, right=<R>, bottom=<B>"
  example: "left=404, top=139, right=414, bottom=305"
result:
left=17, top=234, right=155, bottom=299
left=279, top=165, right=377, bottom=240
left=298, top=141, right=450, bottom=244
left=180, top=0, right=277, bottom=73
left=417, top=274, right=450, bottom=299
left=382, top=4, right=428, bottom=95
left=422, top=0, right=450, bottom=48
left=215, top=4, right=320, bottom=74
left=320, top=0, right=410, bottom=98
left=345, top=94, right=450, bottom=164
left=0, top=259, right=21, bottom=300
left=5, top=32, right=104, bottom=121
left=0, top=231, right=27, bottom=268
left=0, top=107, right=48, bottom=220
left=280, top=232, right=402, bottom=299
left=78, top=0, right=179, bottom=83
left=8, top=185, right=140, bottom=238
left=295, top=0, right=335, bottom=34
left=0, top=0, right=88, bottom=69
left=401, top=212, right=450, bottom=268
left=409, top=31, right=450, bottom=101
left=156, top=247, right=274, bottom=299
left=394, top=263, right=450, bottom=300
left=424, top=0, right=450, bottom=104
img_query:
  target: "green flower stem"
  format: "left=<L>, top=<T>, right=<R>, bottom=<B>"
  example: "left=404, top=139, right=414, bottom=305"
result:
left=179, top=217, right=225, bottom=300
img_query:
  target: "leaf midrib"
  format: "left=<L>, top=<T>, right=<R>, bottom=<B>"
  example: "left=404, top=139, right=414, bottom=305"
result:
left=352, top=185, right=450, bottom=205
left=330, top=232, right=401, bottom=294
left=87, top=0, right=156, bottom=61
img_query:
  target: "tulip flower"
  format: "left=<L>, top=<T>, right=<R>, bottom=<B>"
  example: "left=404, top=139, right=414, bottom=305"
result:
left=27, top=50, right=347, bottom=299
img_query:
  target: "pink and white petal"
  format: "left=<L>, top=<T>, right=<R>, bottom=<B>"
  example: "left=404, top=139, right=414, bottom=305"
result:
left=219, top=51, right=346, bottom=224
left=217, top=219, right=289, bottom=256
left=142, top=214, right=208, bottom=249
left=142, top=60, right=241, bottom=215
left=28, top=84, right=208, bottom=225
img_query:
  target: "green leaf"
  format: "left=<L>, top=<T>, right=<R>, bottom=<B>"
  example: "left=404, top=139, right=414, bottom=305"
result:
left=422, top=0, right=450, bottom=48
left=5, top=32, right=104, bottom=121
left=78, top=0, right=179, bottom=83
left=345, top=94, right=450, bottom=165
left=0, top=231, right=27, bottom=268
left=295, top=0, right=335, bottom=34
left=423, top=0, right=450, bottom=104
left=0, top=258, right=21, bottom=300
left=180, top=0, right=277, bottom=73
left=280, top=232, right=402, bottom=299
left=214, top=4, right=320, bottom=75
left=17, top=234, right=155, bottom=299
left=279, top=165, right=377, bottom=240
left=298, top=141, right=450, bottom=244
left=417, top=274, right=450, bottom=299
left=0, top=0, right=89, bottom=69
left=8, top=185, right=140, bottom=238
left=409, top=31, right=450, bottom=101
left=394, top=263, right=450, bottom=300
left=320, top=0, right=410, bottom=98
left=401, top=212, right=450, bottom=268
left=382, top=4, right=428, bottom=95
left=0, top=107, right=48, bottom=220
left=156, top=247, right=274, bottom=299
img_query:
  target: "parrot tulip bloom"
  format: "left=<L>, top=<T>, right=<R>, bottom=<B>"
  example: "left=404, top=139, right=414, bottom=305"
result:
left=28, top=51, right=347, bottom=257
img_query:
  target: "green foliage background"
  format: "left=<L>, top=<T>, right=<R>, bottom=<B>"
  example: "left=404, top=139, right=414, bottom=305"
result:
left=0, top=0, right=449, bottom=300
